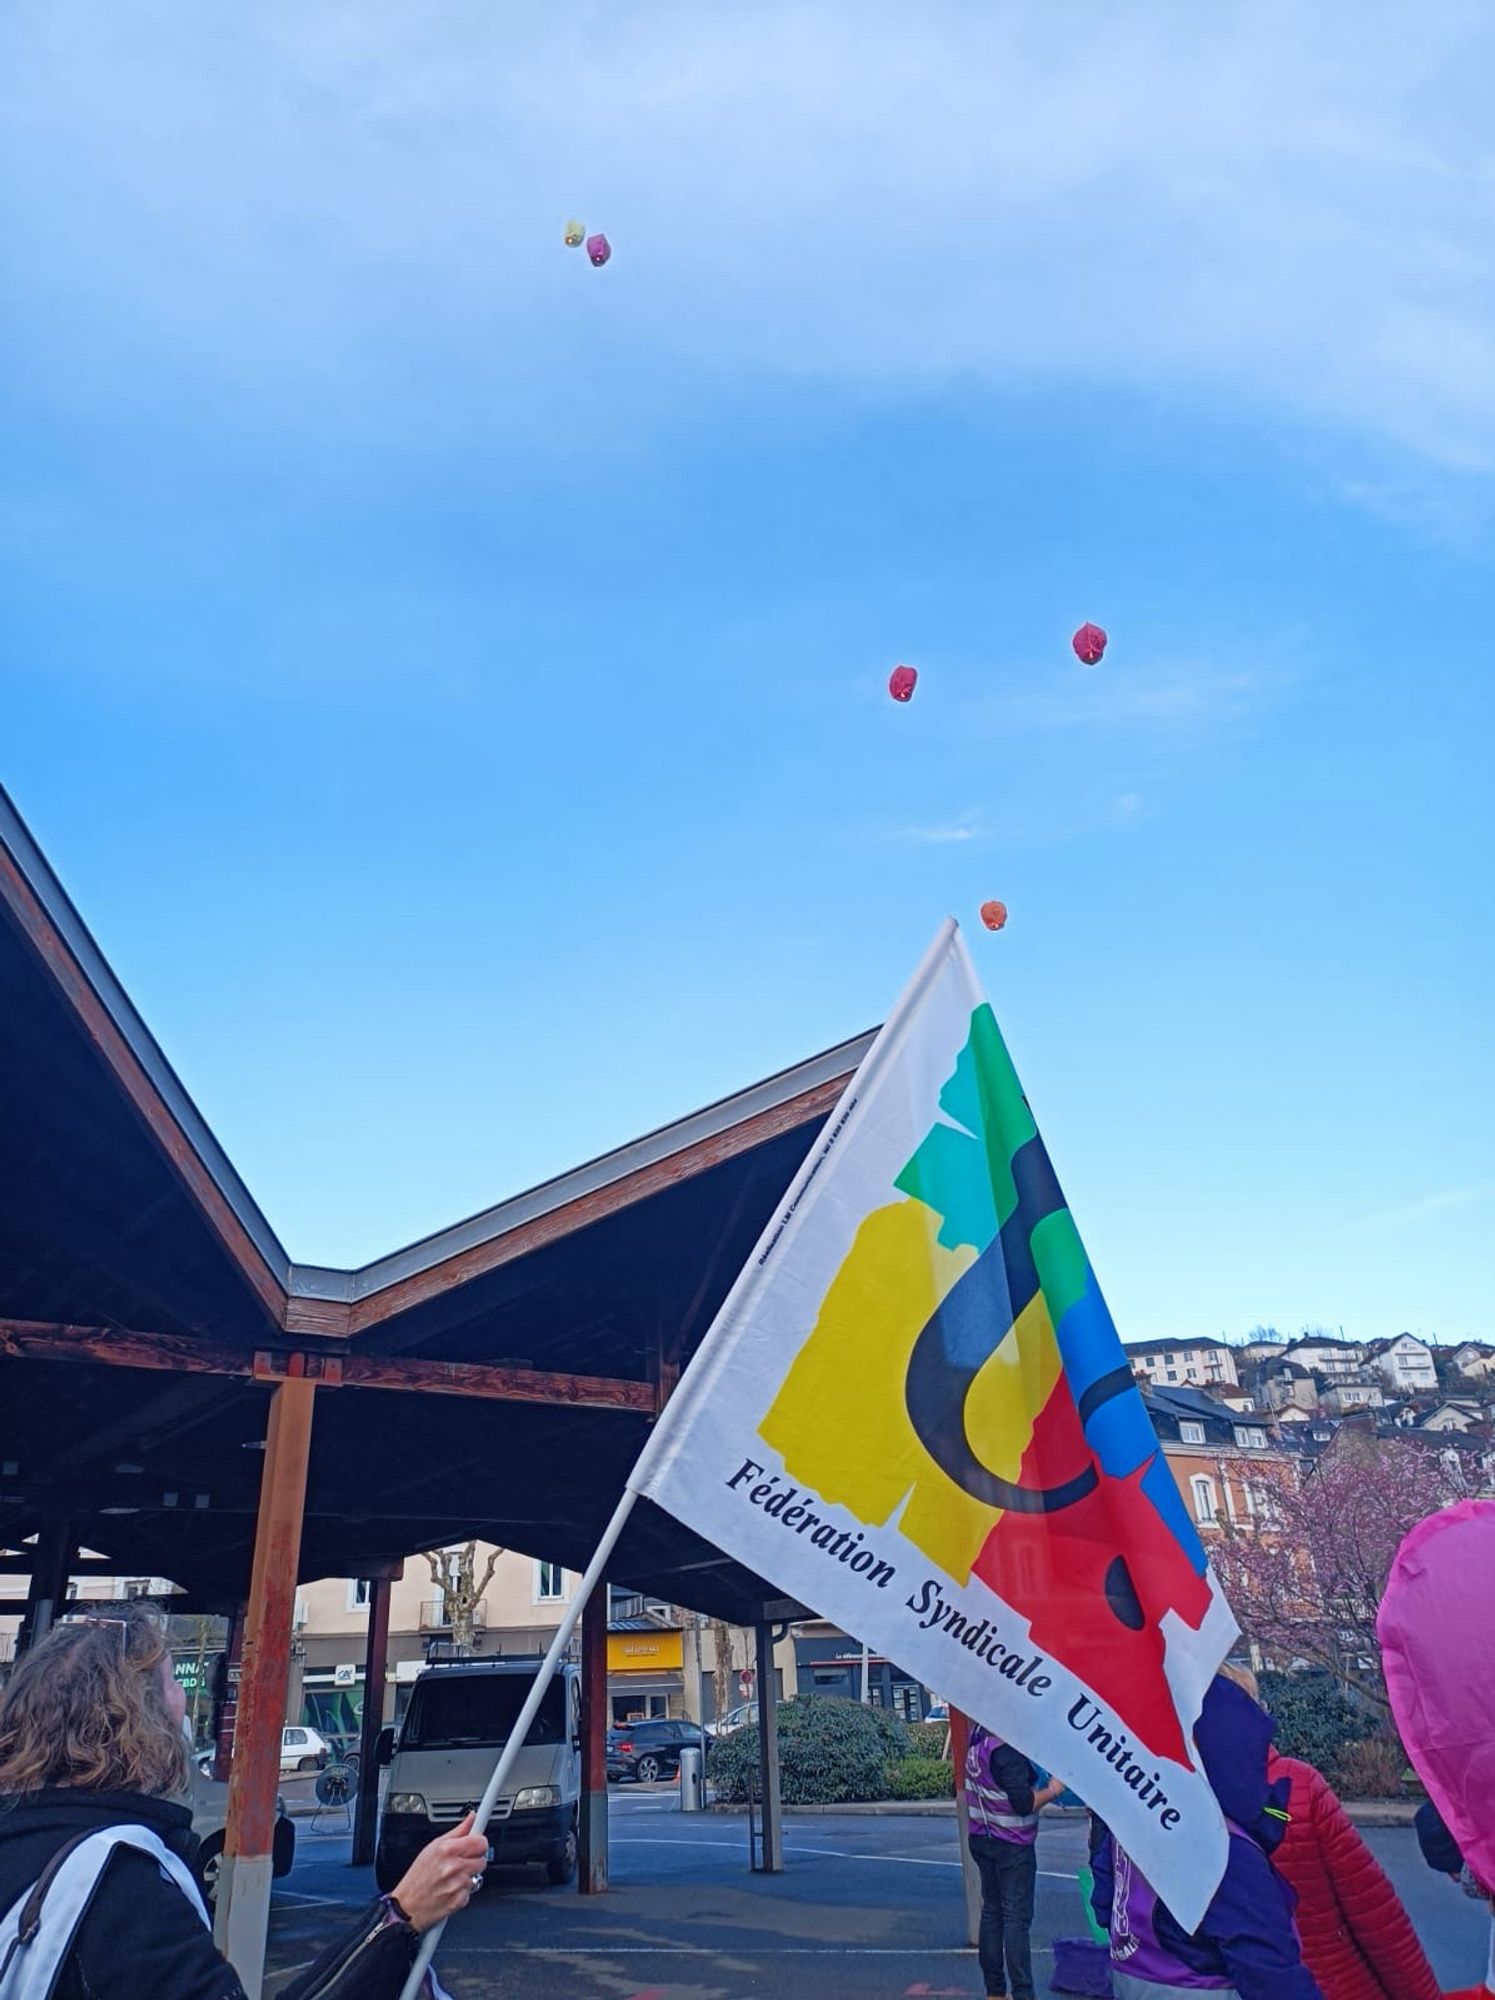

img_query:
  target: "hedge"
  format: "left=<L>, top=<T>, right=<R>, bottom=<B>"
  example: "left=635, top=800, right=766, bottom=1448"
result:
left=883, top=1756, right=955, bottom=1800
left=903, top=1721, right=950, bottom=1760
left=707, top=1696, right=908, bottom=1804
left=1257, top=1670, right=1373, bottom=1769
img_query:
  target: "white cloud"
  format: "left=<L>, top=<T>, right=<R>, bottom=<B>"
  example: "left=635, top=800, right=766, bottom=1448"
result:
left=4, top=2, right=1495, bottom=467
left=900, top=810, right=984, bottom=844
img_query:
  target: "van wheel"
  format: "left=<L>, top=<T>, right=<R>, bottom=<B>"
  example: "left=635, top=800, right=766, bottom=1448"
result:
left=194, top=1832, right=224, bottom=1909
left=545, top=1822, right=578, bottom=1887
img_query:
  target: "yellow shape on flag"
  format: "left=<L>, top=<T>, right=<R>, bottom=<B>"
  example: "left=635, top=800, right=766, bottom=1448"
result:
left=760, top=1199, right=1067, bottom=1583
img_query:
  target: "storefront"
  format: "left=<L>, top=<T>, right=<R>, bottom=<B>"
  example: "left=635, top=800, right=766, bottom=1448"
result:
left=607, top=1626, right=685, bottom=1723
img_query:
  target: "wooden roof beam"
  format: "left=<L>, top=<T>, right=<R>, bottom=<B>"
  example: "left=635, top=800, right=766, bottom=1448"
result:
left=0, top=1319, right=655, bottom=1413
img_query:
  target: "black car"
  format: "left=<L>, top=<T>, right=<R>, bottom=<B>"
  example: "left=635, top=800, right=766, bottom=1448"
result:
left=606, top=1718, right=707, bottom=1784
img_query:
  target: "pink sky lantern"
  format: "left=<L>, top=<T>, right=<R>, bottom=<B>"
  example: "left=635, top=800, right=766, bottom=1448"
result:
left=1072, top=622, right=1107, bottom=665
left=888, top=663, right=918, bottom=703
left=585, top=232, right=611, bottom=267
left=1379, top=1496, right=1495, bottom=1899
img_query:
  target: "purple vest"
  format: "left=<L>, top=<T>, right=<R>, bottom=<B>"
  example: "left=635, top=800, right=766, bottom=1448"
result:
left=964, top=1729, right=1037, bottom=1846
left=1107, top=1843, right=1233, bottom=1991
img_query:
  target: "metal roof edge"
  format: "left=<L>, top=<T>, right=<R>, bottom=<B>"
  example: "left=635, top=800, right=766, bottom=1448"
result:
left=290, top=1028, right=878, bottom=1304
left=0, top=784, right=293, bottom=1286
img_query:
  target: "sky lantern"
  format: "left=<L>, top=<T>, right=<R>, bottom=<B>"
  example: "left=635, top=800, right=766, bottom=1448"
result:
left=888, top=664, right=918, bottom=703
left=585, top=233, right=612, bottom=267
left=1072, top=622, right=1107, bottom=665
left=979, top=900, right=1008, bottom=932
left=563, top=219, right=586, bottom=248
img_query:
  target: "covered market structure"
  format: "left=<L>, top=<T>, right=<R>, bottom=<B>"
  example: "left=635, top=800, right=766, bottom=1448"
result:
left=0, top=783, right=874, bottom=1991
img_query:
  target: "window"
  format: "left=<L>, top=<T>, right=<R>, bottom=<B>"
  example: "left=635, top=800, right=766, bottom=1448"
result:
left=347, top=1579, right=371, bottom=1612
left=535, top=1560, right=566, bottom=1602
left=1190, top=1476, right=1219, bottom=1525
left=1165, top=1369, right=1178, bottom=1383
left=1234, top=1427, right=1267, bottom=1449
left=1179, top=1421, right=1206, bottom=1445
left=122, top=1579, right=153, bottom=1599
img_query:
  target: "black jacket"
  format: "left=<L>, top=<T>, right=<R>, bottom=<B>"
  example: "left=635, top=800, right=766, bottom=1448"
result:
left=0, top=1789, right=422, bottom=2000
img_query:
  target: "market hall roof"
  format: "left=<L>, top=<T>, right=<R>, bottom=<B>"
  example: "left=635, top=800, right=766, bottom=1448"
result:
left=0, top=783, right=872, bottom=1622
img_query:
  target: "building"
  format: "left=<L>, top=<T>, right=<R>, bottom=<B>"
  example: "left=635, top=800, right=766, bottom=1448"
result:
left=290, top=1550, right=799, bottom=1743
left=1452, top=1343, right=1495, bottom=1383
left=1234, top=1339, right=1290, bottom=1369
left=1254, top=1360, right=1318, bottom=1416
left=1144, top=1387, right=1289, bottom=1534
left=1321, top=1378, right=1386, bottom=1416
left=1370, top=1334, right=1439, bottom=1395
left=1414, top=1401, right=1484, bottom=1435
left=1124, top=1339, right=1240, bottom=1391
left=1283, top=1336, right=1366, bottom=1380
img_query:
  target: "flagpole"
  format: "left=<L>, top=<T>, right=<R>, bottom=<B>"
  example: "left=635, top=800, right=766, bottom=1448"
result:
left=395, top=1490, right=640, bottom=2000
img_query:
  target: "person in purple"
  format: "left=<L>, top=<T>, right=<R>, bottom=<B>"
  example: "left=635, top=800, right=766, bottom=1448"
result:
left=965, top=1722, right=1064, bottom=2000
left=1089, top=1674, right=1321, bottom=2000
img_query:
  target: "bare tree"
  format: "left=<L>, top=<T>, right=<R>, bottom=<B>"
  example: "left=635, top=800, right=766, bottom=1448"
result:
left=425, top=1542, right=503, bottom=1653
left=711, top=1619, right=738, bottom=1724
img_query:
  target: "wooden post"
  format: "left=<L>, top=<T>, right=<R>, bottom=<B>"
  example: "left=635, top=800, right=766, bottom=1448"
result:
left=578, top=1583, right=609, bottom=1893
left=950, top=1707, right=981, bottom=1948
left=753, top=1620, right=782, bottom=1873
left=215, top=1378, right=316, bottom=1995
left=19, top=1514, right=74, bottom=1653
left=352, top=1576, right=392, bottom=1868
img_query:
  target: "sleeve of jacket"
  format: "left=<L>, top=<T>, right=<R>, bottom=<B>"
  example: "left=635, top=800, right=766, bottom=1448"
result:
left=1312, top=1775, right=1442, bottom=2000
left=72, top=1850, right=247, bottom=2000
left=1090, top=1830, right=1115, bottom=1933
left=987, top=1744, right=1037, bottom=1817
left=1205, top=1833, right=1322, bottom=2000
left=279, top=1902, right=421, bottom=2000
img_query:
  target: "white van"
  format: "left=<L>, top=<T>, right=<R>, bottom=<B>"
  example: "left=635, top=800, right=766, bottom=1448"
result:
left=374, top=1659, right=580, bottom=1893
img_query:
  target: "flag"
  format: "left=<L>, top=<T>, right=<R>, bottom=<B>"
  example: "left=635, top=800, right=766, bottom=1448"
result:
left=632, top=920, right=1239, bottom=1930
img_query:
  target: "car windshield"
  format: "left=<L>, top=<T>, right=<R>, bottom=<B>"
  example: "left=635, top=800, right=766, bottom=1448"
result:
left=400, top=1673, right=567, bottom=1750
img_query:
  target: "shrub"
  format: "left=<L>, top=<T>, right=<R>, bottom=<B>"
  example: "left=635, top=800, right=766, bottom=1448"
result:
left=1258, top=1670, right=1373, bottom=1769
left=884, top=1756, right=954, bottom=1800
left=1331, top=1736, right=1412, bottom=1801
left=707, top=1696, right=907, bottom=1805
left=904, top=1721, right=950, bottom=1760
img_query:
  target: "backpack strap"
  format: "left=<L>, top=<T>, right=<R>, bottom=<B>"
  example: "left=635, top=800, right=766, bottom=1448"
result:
left=0, top=1825, right=208, bottom=2000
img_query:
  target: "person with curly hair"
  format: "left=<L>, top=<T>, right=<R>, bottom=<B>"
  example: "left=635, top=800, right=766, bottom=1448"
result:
left=0, top=1605, right=488, bottom=2000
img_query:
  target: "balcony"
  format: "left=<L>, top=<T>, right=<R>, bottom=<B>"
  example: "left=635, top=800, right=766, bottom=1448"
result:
left=419, top=1599, right=488, bottom=1633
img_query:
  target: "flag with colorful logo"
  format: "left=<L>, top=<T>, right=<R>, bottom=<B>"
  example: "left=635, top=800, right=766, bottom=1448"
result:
left=632, top=921, right=1239, bottom=1928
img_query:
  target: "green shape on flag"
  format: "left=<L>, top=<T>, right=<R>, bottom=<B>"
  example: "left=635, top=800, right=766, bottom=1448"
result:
left=1031, top=1208, right=1092, bottom=1327
left=894, top=1007, right=1037, bottom=1252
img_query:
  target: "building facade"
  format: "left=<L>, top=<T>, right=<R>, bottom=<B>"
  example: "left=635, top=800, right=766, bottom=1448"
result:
left=1370, top=1335, right=1438, bottom=1395
left=1124, top=1339, right=1240, bottom=1391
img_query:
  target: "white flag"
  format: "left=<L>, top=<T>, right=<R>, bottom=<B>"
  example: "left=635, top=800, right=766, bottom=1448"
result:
left=633, top=922, right=1239, bottom=1930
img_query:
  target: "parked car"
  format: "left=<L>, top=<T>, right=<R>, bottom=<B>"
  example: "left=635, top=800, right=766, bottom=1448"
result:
left=280, top=1724, right=332, bottom=1774
left=189, top=1768, right=295, bottom=1908
left=375, top=1658, right=580, bottom=1893
left=705, top=1703, right=756, bottom=1739
left=606, top=1718, right=707, bottom=1784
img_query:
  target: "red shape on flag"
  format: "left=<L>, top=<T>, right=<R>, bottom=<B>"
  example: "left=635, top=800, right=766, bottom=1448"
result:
left=971, top=1382, right=1212, bottom=1766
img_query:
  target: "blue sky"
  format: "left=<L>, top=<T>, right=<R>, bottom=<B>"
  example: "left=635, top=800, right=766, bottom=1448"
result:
left=2, top=3, right=1492, bottom=1340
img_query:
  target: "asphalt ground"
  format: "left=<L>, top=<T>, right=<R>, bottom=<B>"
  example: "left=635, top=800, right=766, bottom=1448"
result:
left=265, top=1784, right=1490, bottom=1998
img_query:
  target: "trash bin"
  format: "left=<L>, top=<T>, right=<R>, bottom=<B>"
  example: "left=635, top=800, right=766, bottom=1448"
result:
left=678, top=1743, right=705, bottom=1813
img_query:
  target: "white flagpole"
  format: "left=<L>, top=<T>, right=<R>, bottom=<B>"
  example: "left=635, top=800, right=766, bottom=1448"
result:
left=401, top=917, right=959, bottom=1999
left=395, top=1493, right=638, bottom=2000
